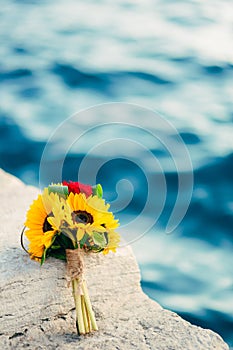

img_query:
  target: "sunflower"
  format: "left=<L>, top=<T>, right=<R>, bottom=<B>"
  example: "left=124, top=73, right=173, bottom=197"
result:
left=62, top=192, right=119, bottom=249
left=103, top=229, right=121, bottom=255
left=24, top=189, right=64, bottom=260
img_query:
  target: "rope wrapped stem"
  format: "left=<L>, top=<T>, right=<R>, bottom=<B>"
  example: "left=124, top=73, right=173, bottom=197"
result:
left=65, top=249, right=98, bottom=334
left=66, top=249, right=84, bottom=290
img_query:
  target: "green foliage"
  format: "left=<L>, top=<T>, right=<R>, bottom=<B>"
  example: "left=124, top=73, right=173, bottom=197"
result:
left=48, top=185, right=69, bottom=198
left=57, top=231, right=75, bottom=249
left=48, top=248, right=67, bottom=261
left=92, top=184, right=103, bottom=198
left=92, top=231, right=107, bottom=248
left=42, top=232, right=75, bottom=263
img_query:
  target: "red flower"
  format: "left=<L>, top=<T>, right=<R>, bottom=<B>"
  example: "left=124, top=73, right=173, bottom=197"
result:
left=62, top=181, right=93, bottom=197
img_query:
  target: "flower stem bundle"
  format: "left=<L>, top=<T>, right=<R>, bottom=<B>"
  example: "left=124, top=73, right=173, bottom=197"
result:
left=21, top=181, right=120, bottom=335
left=66, top=249, right=98, bottom=334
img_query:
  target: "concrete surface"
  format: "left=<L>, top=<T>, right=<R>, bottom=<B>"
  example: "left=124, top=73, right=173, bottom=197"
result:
left=0, top=169, right=229, bottom=350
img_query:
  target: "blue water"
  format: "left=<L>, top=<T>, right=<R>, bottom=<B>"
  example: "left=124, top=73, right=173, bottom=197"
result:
left=1, top=0, right=233, bottom=346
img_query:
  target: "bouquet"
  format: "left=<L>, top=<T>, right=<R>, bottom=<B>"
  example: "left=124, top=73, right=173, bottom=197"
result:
left=21, top=181, right=120, bottom=335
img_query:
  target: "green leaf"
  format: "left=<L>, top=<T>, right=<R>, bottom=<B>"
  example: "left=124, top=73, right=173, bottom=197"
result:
left=92, top=184, right=103, bottom=198
left=79, top=233, right=89, bottom=248
left=48, top=250, right=67, bottom=261
left=58, top=231, right=75, bottom=249
left=40, top=249, right=47, bottom=266
left=40, top=233, right=58, bottom=265
left=52, top=231, right=73, bottom=249
left=48, top=185, right=69, bottom=198
left=92, top=231, right=107, bottom=248
left=50, top=245, right=61, bottom=249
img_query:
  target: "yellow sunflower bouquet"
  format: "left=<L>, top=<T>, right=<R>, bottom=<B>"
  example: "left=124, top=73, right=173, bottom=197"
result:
left=21, top=181, right=120, bottom=335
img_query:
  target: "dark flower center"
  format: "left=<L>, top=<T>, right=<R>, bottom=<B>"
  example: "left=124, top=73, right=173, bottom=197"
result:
left=43, top=213, right=53, bottom=233
left=72, top=210, right=93, bottom=224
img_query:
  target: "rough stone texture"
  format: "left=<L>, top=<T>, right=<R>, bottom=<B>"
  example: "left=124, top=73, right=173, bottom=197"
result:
left=0, top=169, right=229, bottom=350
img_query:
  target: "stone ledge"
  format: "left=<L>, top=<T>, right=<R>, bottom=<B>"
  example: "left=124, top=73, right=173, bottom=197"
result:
left=0, top=169, right=229, bottom=350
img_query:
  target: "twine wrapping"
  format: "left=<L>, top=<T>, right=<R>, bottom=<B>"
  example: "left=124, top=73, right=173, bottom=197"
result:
left=66, top=249, right=85, bottom=294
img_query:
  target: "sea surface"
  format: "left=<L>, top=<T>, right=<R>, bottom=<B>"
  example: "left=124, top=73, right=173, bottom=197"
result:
left=1, top=0, right=233, bottom=346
